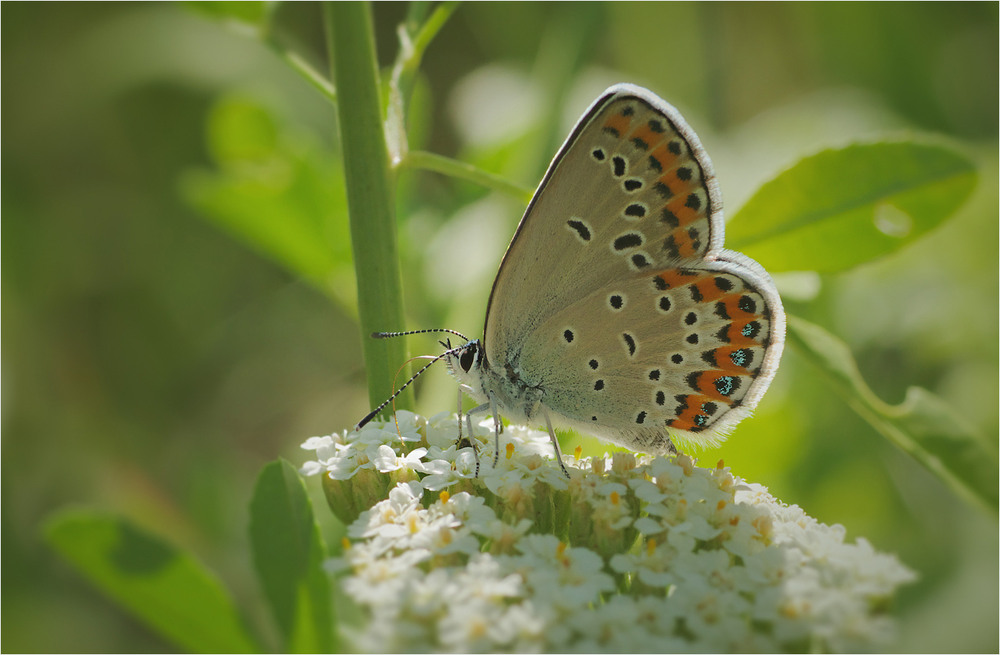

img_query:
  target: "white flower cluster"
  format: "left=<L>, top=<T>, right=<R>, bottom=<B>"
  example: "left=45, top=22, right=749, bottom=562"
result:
left=301, top=411, right=915, bottom=653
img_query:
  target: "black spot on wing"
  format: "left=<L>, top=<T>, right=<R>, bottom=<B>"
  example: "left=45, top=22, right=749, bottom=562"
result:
left=567, top=219, right=591, bottom=241
left=622, top=333, right=637, bottom=357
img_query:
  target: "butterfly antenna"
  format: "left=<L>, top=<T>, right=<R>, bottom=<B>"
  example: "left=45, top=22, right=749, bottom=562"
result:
left=372, top=328, right=469, bottom=341
left=388, top=354, right=439, bottom=443
left=354, top=342, right=468, bottom=431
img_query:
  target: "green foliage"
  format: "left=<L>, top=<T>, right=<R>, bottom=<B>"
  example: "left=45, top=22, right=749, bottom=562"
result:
left=45, top=459, right=335, bottom=653
left=786, top=315, right=997, bottom=511
left=45, top=512, right=260, bottom=653
left=719, top=140, right=992, bottom=511
left=181, top=97, right=356, bottom=310
left=250, top=460, right=336, bottom=652
left=728, top=142, right=977, bottom=272
left=184, top=1, right=273, bottom=30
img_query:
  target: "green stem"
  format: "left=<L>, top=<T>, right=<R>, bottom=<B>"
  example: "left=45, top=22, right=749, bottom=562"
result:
left=385, top=1, right=462, bottom=165
left=325, top=2, right=409, bottom=410
left=410, top=2, right=461, bottom=71
left=271, top=45, right=337, bottom=104
left=253, top=3, right=338, bottom=104
left=404, top=150, right=534, bottom=202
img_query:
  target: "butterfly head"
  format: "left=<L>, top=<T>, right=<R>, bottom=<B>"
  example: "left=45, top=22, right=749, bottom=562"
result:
left=441, top=338, right=487, bottom=395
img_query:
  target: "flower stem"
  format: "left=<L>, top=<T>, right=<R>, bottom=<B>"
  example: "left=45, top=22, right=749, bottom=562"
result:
left=325, top=2, right=410, bottom=409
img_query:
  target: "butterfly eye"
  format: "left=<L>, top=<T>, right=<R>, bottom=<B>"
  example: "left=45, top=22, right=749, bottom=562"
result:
left=459, top=346, right=477, bottom=372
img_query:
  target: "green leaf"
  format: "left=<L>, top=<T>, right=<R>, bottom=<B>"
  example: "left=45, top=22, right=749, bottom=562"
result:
left=786, top=314, right=998, bottom=512
left=728, top=141, right=977, bottom=272
left=183, top=1, right=273, bottom=32
left=44, top=511, right=259, bottom=653
left=179, top=96, right=356, bottom=311
left=249, top=459, right=335, bottom=653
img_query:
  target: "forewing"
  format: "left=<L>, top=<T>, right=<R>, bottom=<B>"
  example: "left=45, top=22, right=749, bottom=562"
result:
left=484, top=84, right=723, bottom=362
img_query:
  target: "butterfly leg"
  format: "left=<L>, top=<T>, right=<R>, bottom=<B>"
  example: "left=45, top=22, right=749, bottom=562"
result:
left=542, top=410, right=571, bottom=478
left=464, top=402, right=492, bottom=477
left=455, top=386, right=481, bottom=477
left=456, top=385, right=464, bottom=440
left=465, top=396, right=504, bottom=470
left=488, top=396, right=503, bottom=469
left=465, top=413, right=482, bottom=478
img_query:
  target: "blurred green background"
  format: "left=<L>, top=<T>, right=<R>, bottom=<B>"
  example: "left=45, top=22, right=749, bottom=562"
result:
left=3, top=2, right=996, bottom=652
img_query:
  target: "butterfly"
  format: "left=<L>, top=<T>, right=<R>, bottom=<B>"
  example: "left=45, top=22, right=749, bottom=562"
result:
left=360, top=84, right=785, bottom=476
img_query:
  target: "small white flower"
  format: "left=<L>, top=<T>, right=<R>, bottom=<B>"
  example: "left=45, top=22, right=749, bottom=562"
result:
left=385, top=410, right=425, bottom=441
left=437, top=597, right=505, bottom=651
left=298, top=459, right=328, bottom=477
left=300, top=433, right=351, bottom=475
left=474, top=516, right=532, bottom=551
left=340, top=546, right=428, bottom=604
left=433, top=492, right=496, bottom=528
left=587, top=480, right=633, bottom=528
left=326, top=443, right=374, bottom=480
left=513, top=534, right=615, bottom=611
left=415, top=459, right=461, bottom=492
left=610, top=537, right=675, bottom=588
left=349, top=480, right=424, bottom=539
left=495, top=600, right=547, bottom=649
left=480, top=466, right=530, bottom=497
left=371, top=444, right=429, bottom=473
left=425, top=412, right=480, bottom=447
left=629, top=476, right=670, bottom=505
left=301, top=433, right=338, bottom=456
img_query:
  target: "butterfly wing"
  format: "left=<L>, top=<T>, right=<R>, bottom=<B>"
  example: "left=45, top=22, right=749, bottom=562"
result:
left=483, top=84, right=784, bottom=450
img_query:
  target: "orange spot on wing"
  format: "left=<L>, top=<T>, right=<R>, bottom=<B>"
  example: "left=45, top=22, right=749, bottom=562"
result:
left=664, top=189, right=703, bottom=224
left=654, top=269, right=701, bottom=289
left=717, top=295, right=759, bottom=322
left=603, top=112, right=631, bottom=137
left=659, top=169, right=697, bottom=198
left=649, top=143, right=679, bottom=171
left=708, top=346, right=755, bottom=373
left=670, top=393, right=717, bottom=431
left=628, top=123, right=664, bottom=149
left=693, top=371, right=745, bottom=402
left=692, top=277, right=729, bottom=303
left=667, top=226, right=702, bottom=258
left=720, top=319, right=763, bottom=347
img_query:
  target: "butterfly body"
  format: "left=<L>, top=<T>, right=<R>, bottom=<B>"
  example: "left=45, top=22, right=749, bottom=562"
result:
left=444, top=339, right=544, bottom=427
left=444, top=84, right=784, bottom=458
